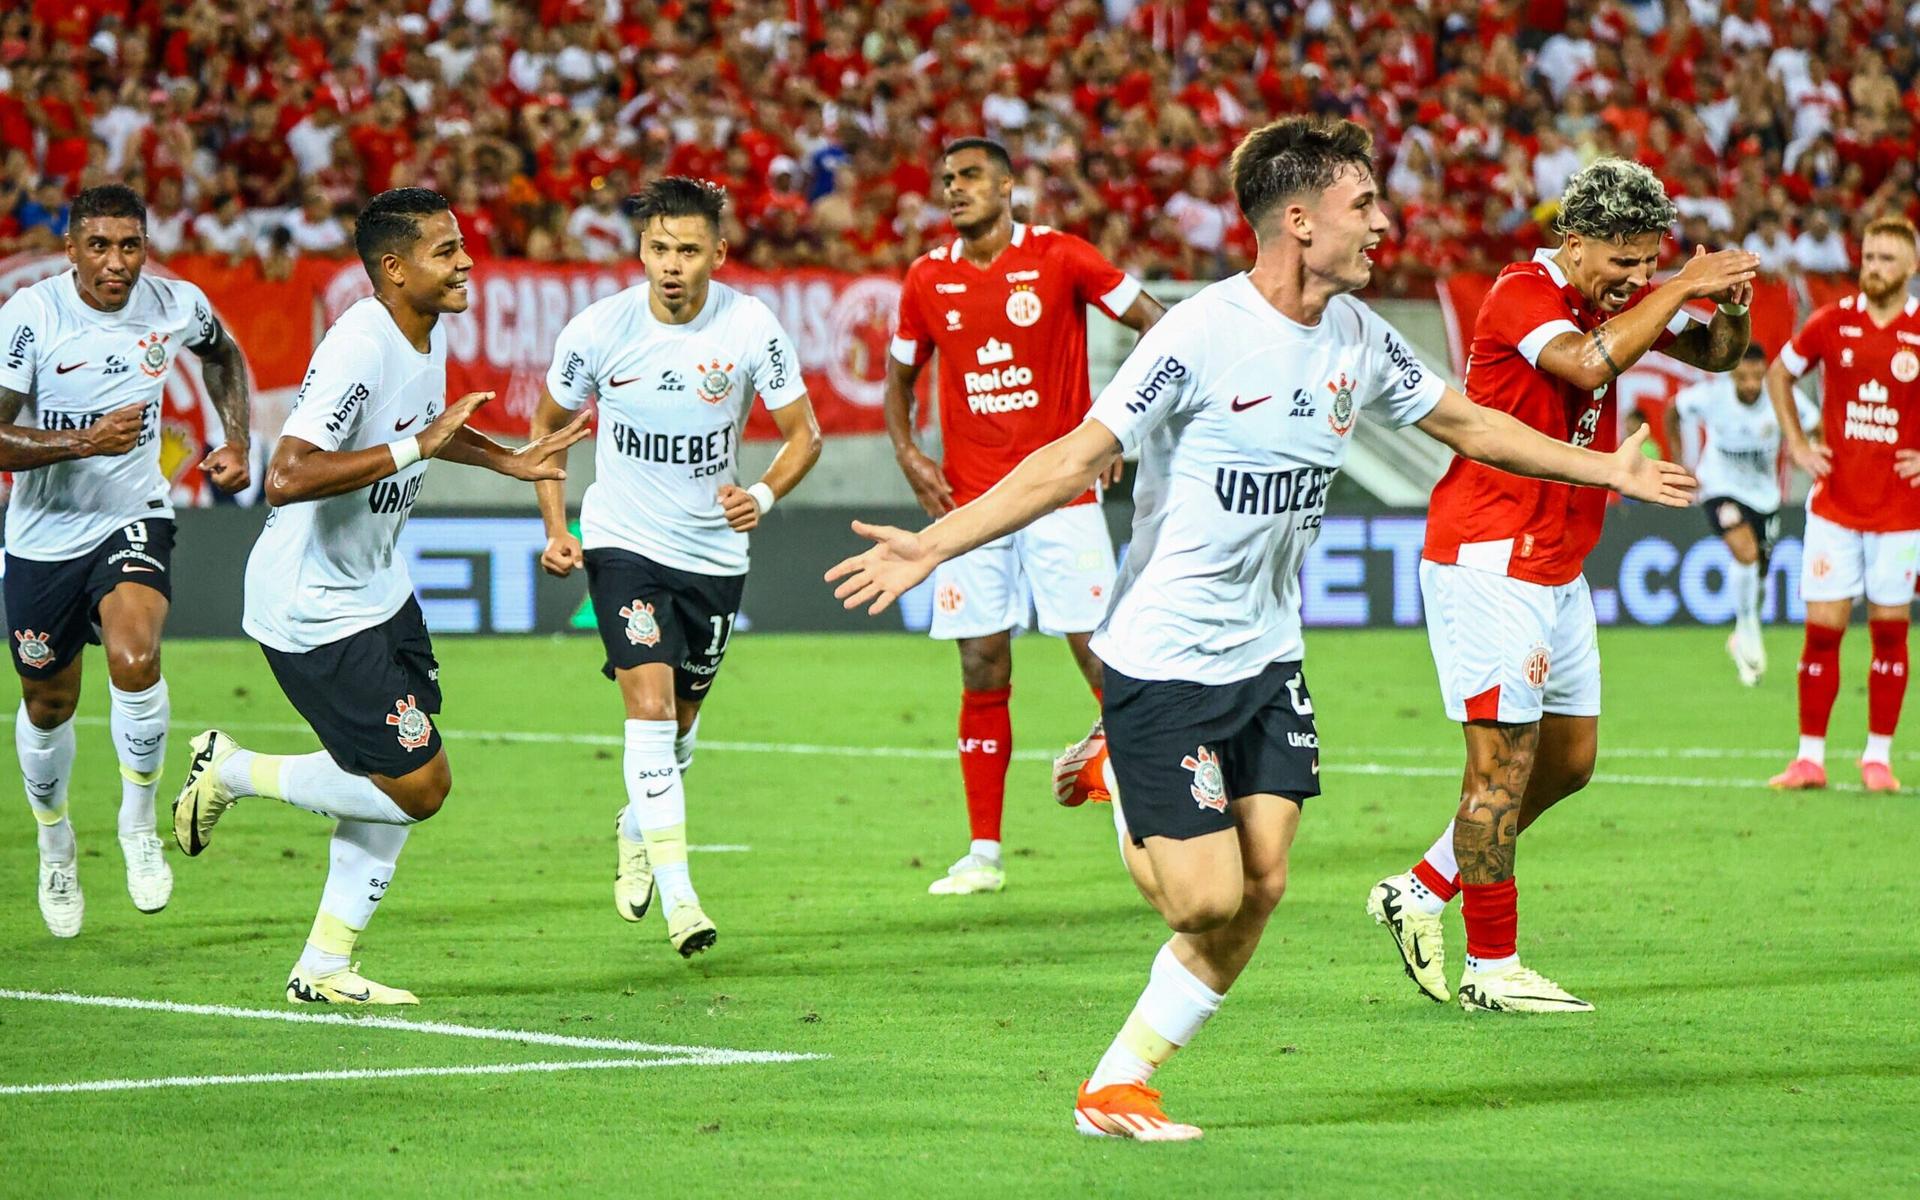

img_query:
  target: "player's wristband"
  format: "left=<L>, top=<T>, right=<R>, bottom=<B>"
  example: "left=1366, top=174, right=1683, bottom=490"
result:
left=388, top=436, right=422, bottom=471
left=1717, top=302, right=1749, bottom=316
left=747, top=481, right=777, bottom=514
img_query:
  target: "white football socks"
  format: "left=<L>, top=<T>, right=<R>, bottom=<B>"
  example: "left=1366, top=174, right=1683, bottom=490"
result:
left=675, top=713, right=701, bottom=774
left=109, top=679, right=168, bottom=836
left=1406, top=821, right=1458, bottom=914
left=219, top=749, right=415, bottom=825
left=1797, top=735, right=1826, bottom=764
left=1087, top=941, right=1223, bottom=1090
left=970, top=838, right=1002, bottom=865
left=297, top=819, right=412, bottom=977
left=1863, top=733, right=1894, bottom=766
left=624, top=720, right=695, bottom=912
left=1730, top=559, right=1762, bottom=646
left=16, top=703, right=77, bottom=862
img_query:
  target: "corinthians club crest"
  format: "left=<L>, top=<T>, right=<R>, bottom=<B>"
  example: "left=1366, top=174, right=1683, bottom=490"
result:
left=1325, top=372, right=1356, bottom=436
left=13, top=629, right=54, bottom=669
left=621, top=599, right=662, bottom=647
left=136, top=331, right=171, bottom=378
left=695, top=360, right=735, bottom=404
left=386, top=695, right=433, bottom=750
left=1181, top=745, right=1227, bottom=813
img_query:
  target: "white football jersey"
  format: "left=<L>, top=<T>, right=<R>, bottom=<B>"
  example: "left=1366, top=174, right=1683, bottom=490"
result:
left=1087, top=275, right=1445, bottom=685
left=0, top=269, right=217, bottom=560
left=545, top=281, right=806, bottom=576
left=243, top=298, right=444, bottom=653
left=1674, top=377, right=1817, bottom=514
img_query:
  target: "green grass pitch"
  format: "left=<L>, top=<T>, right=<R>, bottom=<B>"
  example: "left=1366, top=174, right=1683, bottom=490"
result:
left=1, top=627, right=1915, bottom=1197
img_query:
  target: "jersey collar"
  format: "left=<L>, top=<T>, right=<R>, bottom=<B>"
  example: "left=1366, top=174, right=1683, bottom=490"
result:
left=948, top=222, right=1026, bottom=264
left=1532, top=247, right=1570, bottom=289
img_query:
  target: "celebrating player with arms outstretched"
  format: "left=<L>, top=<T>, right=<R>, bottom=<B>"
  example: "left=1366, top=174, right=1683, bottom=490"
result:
left=0, top=184, right=251, bottom=937
left=532, top=177, right=821, bottom=958
left=1768, top=215, right=1920, bottom=793
left=1369, top=159, right=1756, bottom=1014
left=171, top=188, right=586, bottom=1003
left=830, top=119, right=1693, bottom=1140
left=886, top=137, right=1162, bottom=896
left=1665, top=342, right=1817, bottom=686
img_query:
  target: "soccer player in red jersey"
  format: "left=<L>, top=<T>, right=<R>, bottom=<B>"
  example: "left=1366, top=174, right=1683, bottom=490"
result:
left=1766, top=215, right=1920, bottom=794
left=1367, top=158, right=1759, bottom=1012
left=885, top=137, right=1163, bottom=896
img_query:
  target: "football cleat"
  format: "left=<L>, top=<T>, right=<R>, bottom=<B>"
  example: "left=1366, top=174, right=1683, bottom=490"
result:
left=666, top=902, right=717, bottom=957
left=1365, top=873, right=1449, bottom=1003
left=1860, top=760, right=1901, bottom=793
left=38, top=858, right=83, bottom=938
left=1458, top=963, right=1594, bottom=1013
left=1768, top=758, right=1827, bottom=790
left=1727, top=632, right=1764, bottom=688
left=1073, top=1081, right=1202, bottom=1141
left=1052, top=720, right=1112, bottom=807
left=118, top=830, right=173, bottom=913
left=286, top=963, right=418, bottom=1005
left=171, top=730, right=242, bottom=856
left=927, top=853, right=1006, bottom=895
left=613, top=812, right=655, bottom=922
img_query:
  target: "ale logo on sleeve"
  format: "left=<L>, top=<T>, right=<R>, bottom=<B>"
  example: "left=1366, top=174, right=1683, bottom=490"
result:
left=13, top=630, right=53, bottom=669
left=695, top=360, right=736, bottom=405
left=386, top=695, right=433, bottom=750
left=1181, top=745, right=1227, bottom=813
left=621, top=600, right=662, bottom=646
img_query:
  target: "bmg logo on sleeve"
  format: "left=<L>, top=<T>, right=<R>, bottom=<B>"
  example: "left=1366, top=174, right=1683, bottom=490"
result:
left=1126, top=355, right=1187, bottom=414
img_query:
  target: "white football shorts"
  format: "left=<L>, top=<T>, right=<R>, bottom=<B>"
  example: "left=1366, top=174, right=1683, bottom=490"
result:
left=928, top=503, right=1116, bottom=640
left=1799, top=510, right=1920, bottom=606
left=1419, top=560, right=1601, bottom=725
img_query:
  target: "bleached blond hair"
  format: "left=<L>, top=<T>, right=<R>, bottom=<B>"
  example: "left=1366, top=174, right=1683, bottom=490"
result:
left=1554, top=157, right=1677, bottom=242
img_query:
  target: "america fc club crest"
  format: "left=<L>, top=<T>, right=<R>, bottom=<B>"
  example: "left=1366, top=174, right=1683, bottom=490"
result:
left=694, top=360, right=735, bottom=405
left=136, top=332, right=171, bottom=378
left=1181, top=745, right=1227, bottom=813
left=1894, top=349, right=1920, bottom=384
left=1005, top=285, right=1043, bottom=327
left=13, top=629, right=54, bottom=669
left=1325, top=373, right=1357, bottom=436
left=935, top=583, right=965, bottom=614
left=1524, top=644, right=1551, bottom=689
left=385, top=695, right=433, bottom=750
left=620, top=599, right=662, bottom=646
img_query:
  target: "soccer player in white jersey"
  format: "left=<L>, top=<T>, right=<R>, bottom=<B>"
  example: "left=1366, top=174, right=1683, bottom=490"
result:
left=1665, top=342, right=1817, bottom=685
left=827, top=117, right=1694, bottom=1140
left=531, top=178, right=821, bottom=957
left=0, top=184, right=252, bottom=938
left=170, top=189, right=586, bottom=1004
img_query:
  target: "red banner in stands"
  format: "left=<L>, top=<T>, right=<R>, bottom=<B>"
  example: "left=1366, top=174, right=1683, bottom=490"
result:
left=315, top=260, right=908, bottom=440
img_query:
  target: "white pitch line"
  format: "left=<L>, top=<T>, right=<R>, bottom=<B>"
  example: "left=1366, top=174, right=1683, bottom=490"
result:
left=73, top=714, right=1908, bottom=766
left=0, top=989, right=820, bottom=1064
left=0, top=1057, right=713, bottom=1096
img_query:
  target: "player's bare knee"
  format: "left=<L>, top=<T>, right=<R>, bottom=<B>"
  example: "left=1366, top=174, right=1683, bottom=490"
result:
left=384, top=757, right=452, bottom=821
left=958, top=637, right=1012, bottom=692
left=23, top=692, right=76, bottom=729
left=627, top=694, right=675, bottom=723
left=1242, top=866, right=1288, bottom=917
left=105, top=647, right=161, bottom=692
left=1162, top=888, right=1239, bottom=934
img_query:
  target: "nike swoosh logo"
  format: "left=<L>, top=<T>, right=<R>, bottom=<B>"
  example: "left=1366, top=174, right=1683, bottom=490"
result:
left=609, top=374, right=643, bottom=388
left=122, top=566, right=158, bottom=573
left=690, top=680, right=712, bottom=691
left=645, top=785, right=672, bottom=798
left=394, top=415, right=420, bottom=432
left=56, top=361, right=87, bottom=374
left=1411, top=939, right=1432, bottom=970
left=1230, top=394, right=1272, bottom=412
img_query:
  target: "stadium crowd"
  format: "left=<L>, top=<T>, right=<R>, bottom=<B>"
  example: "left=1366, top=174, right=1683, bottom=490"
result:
left=0, top=0, right=1915, bottom=293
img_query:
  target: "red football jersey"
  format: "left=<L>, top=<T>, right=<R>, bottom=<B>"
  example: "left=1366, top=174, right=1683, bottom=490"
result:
left=1424, top=249, right=1692, bottom=585
left=1778, top=293, right=1920, bottom=533
left=892, top=223, right=1141, bottom=506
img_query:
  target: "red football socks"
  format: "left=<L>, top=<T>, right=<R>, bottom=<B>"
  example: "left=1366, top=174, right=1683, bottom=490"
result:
left=1461, top=877, right=1519, bottom=961
left=1798, top=623, right=1845, bottom=738
left=958, top=687, right=1013, bottom=842
left=1868, top=620, right=1908, bottom=737
left=1411, top=858, right=1460, bottom=903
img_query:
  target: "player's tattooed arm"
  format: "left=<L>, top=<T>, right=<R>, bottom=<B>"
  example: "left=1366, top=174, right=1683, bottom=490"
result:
left=1661, top=302, right=1751, bottom=373
left=1453, top=722, right=1539, bottom=885
left=195, top=319, right=253, bottom=492
left=0, top=385, right=145, bottom=470
left=1536, top=247, right=1759, bottom=389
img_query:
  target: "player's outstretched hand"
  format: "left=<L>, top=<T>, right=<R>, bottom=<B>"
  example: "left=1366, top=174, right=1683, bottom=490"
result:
left=80, top=402, right=146, bottom=457
left=896, top=446, right=954, bottom=518
left=1612, top=425, right=1696, bottom=506
left=199, top=441, right=251, bottom=493
left=1788, top=437, right=1833, bottom=478
left=503, top=409, right=590, bottom=481
left=825, top=520, right=938, bottom=615
left=540, top=530, right=584, bottom=577
left=1672, top=244, right=1760, bottom=304
left=717, top=484, right=763, bottom=532
left=418, top=390, right=495, bottom=459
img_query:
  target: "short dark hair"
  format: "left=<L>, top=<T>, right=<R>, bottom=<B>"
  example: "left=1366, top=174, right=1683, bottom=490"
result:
left=69, top=184, right=146, bottom=230
left=626, top=176, right=728, bottom=233
left=1229, top=117, right=1376, bottom=229
left=942, top=137, right=1014, bottom=176
left=1742, top=341, right=1768, bottom=362
left=354, top=186, right=450, bottom=278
